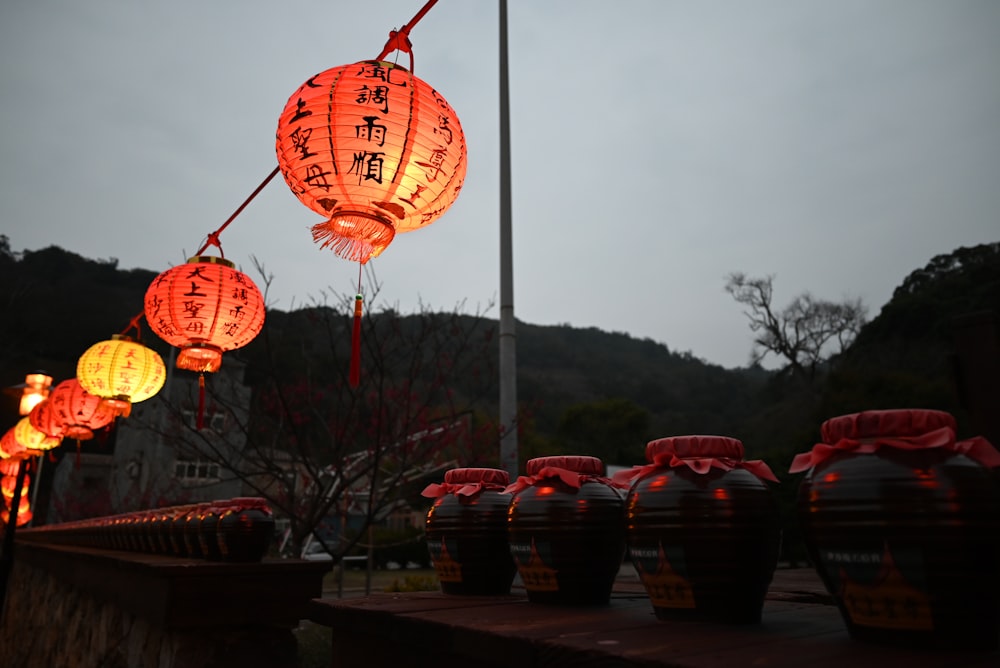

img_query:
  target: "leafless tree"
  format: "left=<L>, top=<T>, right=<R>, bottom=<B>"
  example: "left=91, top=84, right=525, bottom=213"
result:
left=131, top=262, right=499, bottom=565
left=724, top=273, right=867, bottom=381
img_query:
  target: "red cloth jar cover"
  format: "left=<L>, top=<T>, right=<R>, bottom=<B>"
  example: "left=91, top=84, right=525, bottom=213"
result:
left=422, top=467, right=510, bottom=498
left=505, top=455, right=623, bottom=494
left=614, top=435, right=778, bottom=487
left=789, top=408, right=1000, bottom=473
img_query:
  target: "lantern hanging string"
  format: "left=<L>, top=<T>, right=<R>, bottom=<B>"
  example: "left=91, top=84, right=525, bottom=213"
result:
left=107, top=0, right=442, bottom=382
left=119, top=314, right=145, bottom=340
left=375, top=0, right=439, bottom=69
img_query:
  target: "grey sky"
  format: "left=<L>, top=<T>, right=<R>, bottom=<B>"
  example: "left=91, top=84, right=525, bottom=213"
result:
left=2, top=1, right=997, bottom=369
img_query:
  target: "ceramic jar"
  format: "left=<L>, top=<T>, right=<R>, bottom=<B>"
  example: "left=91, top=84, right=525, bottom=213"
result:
left=617, top=435, right=780, bottom=624
left=423, top=467, right=517, bottom=595
left=215, top=497, right=275, bottom=562
left=791, top=409, right=1000, bottom=650
left=506, top=455, right=627, bottom=605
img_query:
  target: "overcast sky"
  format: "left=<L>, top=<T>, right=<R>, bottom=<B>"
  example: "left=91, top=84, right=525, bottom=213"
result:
left=1, top=1, right=997, bottom=370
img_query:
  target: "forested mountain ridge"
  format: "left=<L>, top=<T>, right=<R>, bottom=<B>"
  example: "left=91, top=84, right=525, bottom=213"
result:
left=1, top=237, right=997, bottom=468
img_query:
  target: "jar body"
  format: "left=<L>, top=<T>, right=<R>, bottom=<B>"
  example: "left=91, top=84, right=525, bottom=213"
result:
left=217, top=507, right=275, bottom=562
left=626, top=467, right=779, bottom=623
left=798, top=449, right=1000, bottom=649
left=508, top=480, right=625, bottom=605
left=425, top=490, right=517, bottom=595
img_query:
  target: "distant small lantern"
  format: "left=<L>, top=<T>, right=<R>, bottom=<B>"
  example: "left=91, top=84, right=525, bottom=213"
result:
left=144, top=256, right=266, bottom=373
left=77, top=335, right=166, bottom=411
left=19, top=372, right=53, bottom=416
left=276, top=60, right=467, bottom=264
left=1, top=473, right=29, bottom=500
left=1, top=495, right=32, bottom=526
left=31, top=379, right=116, bottom=441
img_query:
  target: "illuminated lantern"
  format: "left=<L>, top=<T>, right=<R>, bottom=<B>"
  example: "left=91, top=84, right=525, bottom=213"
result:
left=77, top=335, right=166, bottom=411
left=276, top=60, right=467, bottom=264
left=19, top=372, right=53, bottom=416
left=1, top=473, right=29, bottom=499
left=0, top=418, right=60, bottom=458
left=0, top=428, right=24, bottom=460
left=14, top=416, right=61, bottom=452
left=0, top=460, right=18, bottom=476
left=1, top=496, right=32, bottom=526
left=31, top=379, right=116, bottom=441
left=144, top=256, right=266, bottom=373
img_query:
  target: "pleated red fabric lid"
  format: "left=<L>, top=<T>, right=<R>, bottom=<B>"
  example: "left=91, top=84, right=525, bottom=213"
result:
left=821, top=409, right=956, bottom=443
left=526, top=455, right=604, bottom=476
left=646, top=435, right=744, bottom=462
left=443, top=467, right=510, bottom=486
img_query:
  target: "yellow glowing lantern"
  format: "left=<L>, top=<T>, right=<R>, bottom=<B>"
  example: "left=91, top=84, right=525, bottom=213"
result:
left=19, top=372, right=53, bottom=416
left=76, top=335, right=166, bottom=411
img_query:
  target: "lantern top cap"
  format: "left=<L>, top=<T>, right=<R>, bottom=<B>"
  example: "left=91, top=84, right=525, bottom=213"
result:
left=110, top=334, right=133, bottom=342
left=186, top=255, right=235, bottom=268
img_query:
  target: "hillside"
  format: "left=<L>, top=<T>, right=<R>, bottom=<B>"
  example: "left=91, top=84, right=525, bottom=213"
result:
left=2, top=238, right=996, bottom=464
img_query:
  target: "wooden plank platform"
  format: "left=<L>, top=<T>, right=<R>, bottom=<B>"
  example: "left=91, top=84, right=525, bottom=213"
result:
left=308, top=568, right=999, bottom=668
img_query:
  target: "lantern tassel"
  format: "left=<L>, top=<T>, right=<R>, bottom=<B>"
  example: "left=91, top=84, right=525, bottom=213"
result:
left=350, top=294, right=363, bottom=387
left=197, top=374, right=206, bottom=430
left=75, top=440, right=81, bottom=469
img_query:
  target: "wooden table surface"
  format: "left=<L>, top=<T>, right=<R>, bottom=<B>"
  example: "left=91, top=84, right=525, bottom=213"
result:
left=308, top=566, right=999, bottom=668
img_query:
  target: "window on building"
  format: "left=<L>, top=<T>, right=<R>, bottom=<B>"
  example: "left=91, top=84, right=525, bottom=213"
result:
left=174, top=459, right=221, bottom=483
left=181, top=409, right=227, bottom=433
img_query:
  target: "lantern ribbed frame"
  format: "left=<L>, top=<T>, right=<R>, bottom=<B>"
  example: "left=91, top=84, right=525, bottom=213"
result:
left=276, top=60, right=467, bottom=263
left=77, top=335, right=166, bottom=409
left=32, top=379, right=116, bottom=441
left=144, top=256, right=266, bottom=373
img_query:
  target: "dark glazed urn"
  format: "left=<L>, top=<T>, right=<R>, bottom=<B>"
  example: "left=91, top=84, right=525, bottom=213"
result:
left=423, top=467, right=517, bottom=595
left=623, top=435, right=780, bottom=624
left=507, top=455, right=626, bottom=605
left=793, top=409, right=1000, bottom=650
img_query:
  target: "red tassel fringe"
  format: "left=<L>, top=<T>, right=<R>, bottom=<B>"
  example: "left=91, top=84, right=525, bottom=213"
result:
left=350, top=295, right=363, bottom=387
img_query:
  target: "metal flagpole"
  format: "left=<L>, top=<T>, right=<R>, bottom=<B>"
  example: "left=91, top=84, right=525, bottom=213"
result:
left=498, top=0, right=518, bottom=478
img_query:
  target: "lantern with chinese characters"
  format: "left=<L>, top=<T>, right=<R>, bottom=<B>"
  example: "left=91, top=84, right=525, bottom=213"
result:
left=77, top=335, right=166, bottom=411
left=30, top=379, right=116, bottom=441
left=144, top=256, right=266, bottom=373
left=276, top=60, right=466, bottom=264
left=1, top=418, right=61, bottom=458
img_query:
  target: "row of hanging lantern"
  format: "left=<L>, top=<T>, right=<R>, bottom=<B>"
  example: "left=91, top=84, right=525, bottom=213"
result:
left=2, top=0, right=465, bottom=502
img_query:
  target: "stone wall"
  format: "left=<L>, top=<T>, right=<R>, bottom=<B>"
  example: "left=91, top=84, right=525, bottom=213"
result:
left=0, top=541, right=329, bottom=668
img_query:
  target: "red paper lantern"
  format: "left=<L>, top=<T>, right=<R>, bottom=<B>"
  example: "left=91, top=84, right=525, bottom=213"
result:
left=144, top=256, right=266, bottom=373
left=0, top=460, right=19, bottom=476
left=77, top=335, right=166, bottom=410
left=276, top=60, right=466, bottom=263
left=31, top=379, right=116, bottom=441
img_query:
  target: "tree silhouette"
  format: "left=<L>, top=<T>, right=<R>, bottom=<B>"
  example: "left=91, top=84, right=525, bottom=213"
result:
left=126, top=266, right=499, bottom=562
left=724, top=273, right=867, bottom=382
